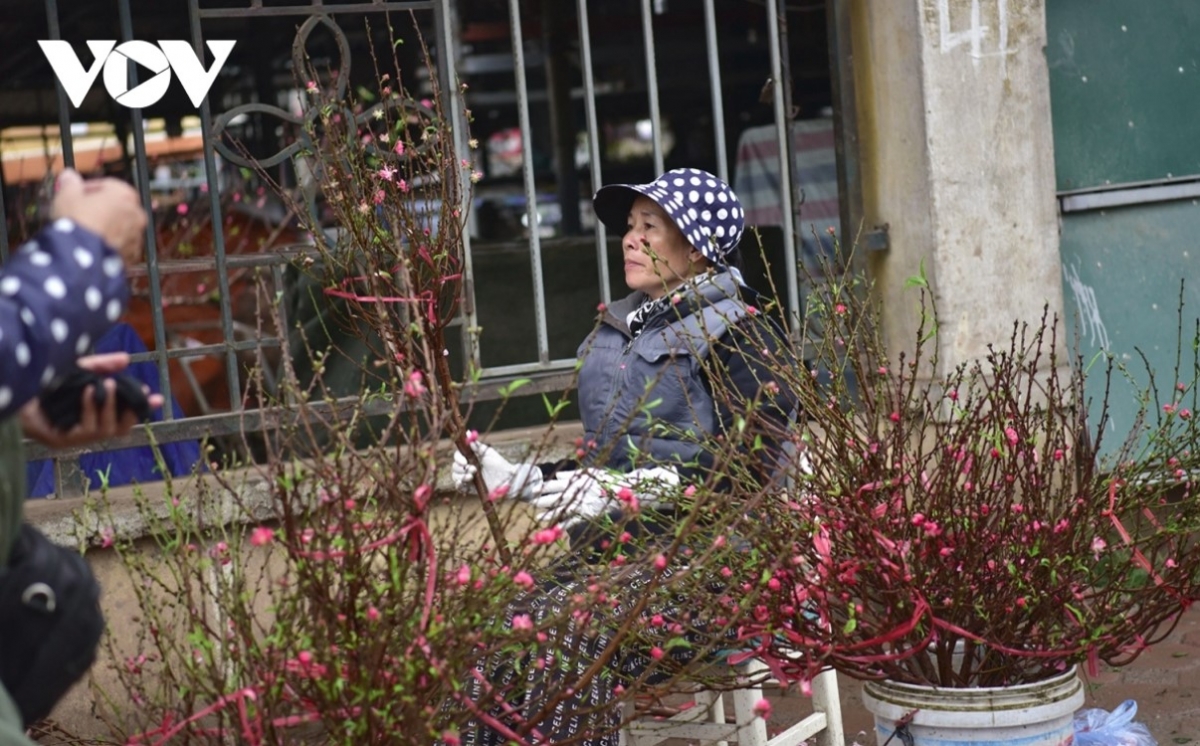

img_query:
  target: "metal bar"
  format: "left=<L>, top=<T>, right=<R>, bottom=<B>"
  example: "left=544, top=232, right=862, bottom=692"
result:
left=44, top=0, right=76, bottom=170
left=121, top=248, right=315, bottom=277
left=117, top=0, right=176, bottom=419
left=119, top=338, right=279, bottom=365
left=765, top=0, right=801, bottom=335
left=436, top=0, right=482, bottom=376
left=191, top=0, right=243, bottom=411
left=1057, top=173, right=1200, bottom=198
left=168, top=320, right=269, bottom=334
left=702, top=0, right=729, bottom=183
left=23, top=404, right=363, bottom=461
left=32, top=65, right=89, bottom=501
left=541, top=0, right=581, bottom=235
left=198, top=2, right=435, bottom=18
left=543, top=1, right=579, bottom=236
left=576, top=0, right=611, bottom=307
left=50, top=457, right=89, bottom=498
left=268, top=262, right=289, bottom=402
left=50, top=458, right=64, bottom=497
left=1059, top=180, right=1200, bottom=212
left=176, top=354, right=214, bottom=415
left=507, top=0, right=551, bottom=364
left=42, top=0, right=80, bottom=497
left=461, top=370, right=577, bottom=400
left=778, top=11, right=799, bottom=236
left=447, top=84, right=623, bottom=107
left=827, top=0, right=867, bottom=271
left=640, top=0, right=664, bottom=175
left=24, top=369, right=580, bottom=461
left=478, top=357, right=579, bottom=378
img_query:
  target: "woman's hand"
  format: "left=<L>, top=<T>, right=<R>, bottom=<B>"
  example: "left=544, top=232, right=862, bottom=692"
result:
left=532, top=466, right=680, bottom=527
left=451, top=441, right=544, bottom=499
left=20, top=353, right=163, bottom=449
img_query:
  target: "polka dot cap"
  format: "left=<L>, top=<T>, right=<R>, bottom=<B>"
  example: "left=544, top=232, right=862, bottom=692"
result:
left=593, top=168, right=745, bottom=266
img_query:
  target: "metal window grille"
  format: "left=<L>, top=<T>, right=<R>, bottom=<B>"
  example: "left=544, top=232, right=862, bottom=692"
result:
left=7, top=0, right=818, bottom=498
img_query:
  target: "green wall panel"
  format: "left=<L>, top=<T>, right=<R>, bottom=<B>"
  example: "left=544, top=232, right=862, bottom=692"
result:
left=1047, top=1, right=1200, bottom=191
left=1059, top=199, right=1200, bottom=460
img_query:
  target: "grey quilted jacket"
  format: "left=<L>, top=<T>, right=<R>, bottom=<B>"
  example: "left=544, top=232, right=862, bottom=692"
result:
left=575, top=270, right=797, bottom=483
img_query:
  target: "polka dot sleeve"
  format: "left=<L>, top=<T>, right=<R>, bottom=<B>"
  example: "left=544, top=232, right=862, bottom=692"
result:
left=0, top=218, right=129, bottom=419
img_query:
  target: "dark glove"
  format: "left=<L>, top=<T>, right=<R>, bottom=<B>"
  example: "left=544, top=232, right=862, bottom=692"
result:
left=37, top=368, right=151, bottom=431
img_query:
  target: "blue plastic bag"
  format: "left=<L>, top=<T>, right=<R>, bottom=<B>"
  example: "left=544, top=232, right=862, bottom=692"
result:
left=1073, top=700, right=1157, bottom=746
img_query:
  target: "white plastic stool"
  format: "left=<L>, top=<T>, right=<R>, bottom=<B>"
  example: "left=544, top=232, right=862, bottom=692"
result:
left=619, top=659, right=845, bottom=746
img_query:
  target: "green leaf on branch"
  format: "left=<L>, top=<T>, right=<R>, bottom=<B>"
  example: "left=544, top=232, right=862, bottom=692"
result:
left=542, top=394, right=569, bottom=418
left=639, top=398, right=663, bottom=414
left=905, top=258, right=930, bottom=288
left=498, top=378, right=531, bottom=398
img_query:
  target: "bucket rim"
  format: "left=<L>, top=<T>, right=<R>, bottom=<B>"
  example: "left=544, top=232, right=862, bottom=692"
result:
left=861, top=667, right=1084, bottom=716
left=863, top=666, right=1079, bottom=697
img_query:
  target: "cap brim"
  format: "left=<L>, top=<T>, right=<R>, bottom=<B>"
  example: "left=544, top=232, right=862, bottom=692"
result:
left=593, top=184, right=647, bottom=234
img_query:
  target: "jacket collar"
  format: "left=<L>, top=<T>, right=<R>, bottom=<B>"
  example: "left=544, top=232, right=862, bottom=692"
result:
left=603, top=270, right=750, bottom=336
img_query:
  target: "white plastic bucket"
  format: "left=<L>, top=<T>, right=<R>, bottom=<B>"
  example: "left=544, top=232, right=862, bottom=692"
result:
left=861, top=668, right=1085, bottom=746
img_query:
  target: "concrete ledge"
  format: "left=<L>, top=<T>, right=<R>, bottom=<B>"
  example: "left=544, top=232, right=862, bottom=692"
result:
left=23, top=421, right=586, bottom=547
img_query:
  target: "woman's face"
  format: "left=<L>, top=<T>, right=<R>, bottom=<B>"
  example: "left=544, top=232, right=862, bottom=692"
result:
left=622, top=195, right=701, bottom=299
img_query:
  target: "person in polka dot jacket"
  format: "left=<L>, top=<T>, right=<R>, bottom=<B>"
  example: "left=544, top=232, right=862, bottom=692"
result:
left=0, top=168, right=154, bottom=744
left=0, top=170, right=148, bottom=421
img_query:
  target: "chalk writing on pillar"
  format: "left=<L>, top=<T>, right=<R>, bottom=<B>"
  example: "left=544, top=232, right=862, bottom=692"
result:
left=936, top=0, right=1017, bottom=70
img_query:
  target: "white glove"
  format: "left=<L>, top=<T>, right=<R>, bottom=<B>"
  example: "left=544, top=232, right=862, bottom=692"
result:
left=780, top=442, right=816, bottom=505
left=796, top=448, right=814, bottom=477
left=780, top=441, right=814, bottom=488
left=452, top=442, right=544, bottom=500
left=531, top=466, right=680, bottom=527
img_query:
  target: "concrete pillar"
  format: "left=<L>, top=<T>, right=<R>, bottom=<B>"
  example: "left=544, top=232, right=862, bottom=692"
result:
left=852, top=0, right=1064, bottom=375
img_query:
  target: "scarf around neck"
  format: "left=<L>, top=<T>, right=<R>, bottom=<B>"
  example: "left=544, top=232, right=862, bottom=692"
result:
left=625, top=270, right=720, bottom=339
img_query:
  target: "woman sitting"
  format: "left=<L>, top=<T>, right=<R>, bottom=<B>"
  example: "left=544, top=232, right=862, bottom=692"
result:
left=452, top=168, right=800, bottom=745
